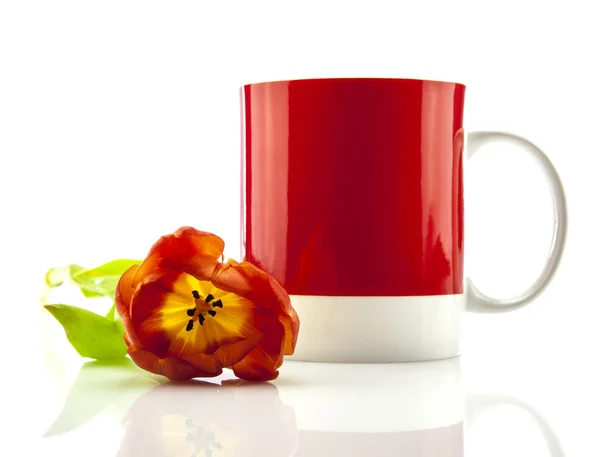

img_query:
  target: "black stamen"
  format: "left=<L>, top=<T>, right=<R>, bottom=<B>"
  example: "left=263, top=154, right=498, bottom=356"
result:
left=208, top=310, right=217, bottom=317
left=212, top=299, right=223, bottom=308
left=186, top=308, right=196, bottom=317
left=192, top=290, right=200, bottom=300
left=205, top=293, right=214, bottom=303
left=198, top=314, right=205, bottom=326
left=186, top=320, right=194, bottom=331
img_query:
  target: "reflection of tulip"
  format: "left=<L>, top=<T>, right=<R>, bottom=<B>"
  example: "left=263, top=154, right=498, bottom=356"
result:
left=117, top=381, right=298, bottom=457
left=116, top=227, right=299, bottom=381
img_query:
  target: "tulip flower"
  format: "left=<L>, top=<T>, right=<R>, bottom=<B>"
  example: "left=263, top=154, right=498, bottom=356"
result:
left=115, top=227, right=299, bottom=381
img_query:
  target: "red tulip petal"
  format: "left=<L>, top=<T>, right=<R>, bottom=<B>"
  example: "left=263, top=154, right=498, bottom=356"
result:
left=133, top=227, right=225, bottom=285
left=128, top=346, right=222, bottom=380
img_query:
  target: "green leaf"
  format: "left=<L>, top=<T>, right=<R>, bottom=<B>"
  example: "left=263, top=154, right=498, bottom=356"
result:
left=80, top=259, right=141, bottom=277
left=45, top=259, right=141, bottom=299
left=45, top=264, right=86, bottom=287
left=44, top=304, right=127, bottom=360
left=105, top=303, right=116, bottom=320
left=79, top=288, right=106, bottom=299
left=71, top=259, right=141, bottom=298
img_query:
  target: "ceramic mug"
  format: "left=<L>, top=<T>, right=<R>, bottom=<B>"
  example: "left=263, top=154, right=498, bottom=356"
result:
left=240, top=78, right=567, bottom=362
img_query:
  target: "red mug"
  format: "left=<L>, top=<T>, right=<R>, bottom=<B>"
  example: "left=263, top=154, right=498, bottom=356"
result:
left=241, top=78, right=567, bottom=362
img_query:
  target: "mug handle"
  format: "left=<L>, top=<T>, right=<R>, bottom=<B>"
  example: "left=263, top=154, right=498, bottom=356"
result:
left=465, top=393, right=565, bottom=456
left=465, top=131, right=568, bottom=313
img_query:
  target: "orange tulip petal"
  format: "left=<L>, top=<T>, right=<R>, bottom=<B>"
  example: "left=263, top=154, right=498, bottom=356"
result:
left=212, top=261, right=254, bottom=296
left=212, top=261, right=299, bottom=356
left=115, top=264, right=143, bottom=348
left=179, top=330, right=260, bottom=372
left=116, top=264, right=138, bottom=314
left=231, top=310, right=286, bottom=381
left=231, top=355, right=279, bottom=382
left=128, top=346, right=222, bottom=380
left=133, top=227, right=225, bottom=285
left=267, top=274, right=299, bottom=355
left=212, top=329, right=263, bottom=367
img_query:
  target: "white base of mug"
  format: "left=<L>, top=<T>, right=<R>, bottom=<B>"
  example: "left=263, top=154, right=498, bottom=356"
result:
left=287, top=294, right=465, bottom=363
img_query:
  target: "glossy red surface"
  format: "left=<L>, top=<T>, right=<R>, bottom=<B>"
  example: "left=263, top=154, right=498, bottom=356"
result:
left=242, top=78, right=465, bottom=296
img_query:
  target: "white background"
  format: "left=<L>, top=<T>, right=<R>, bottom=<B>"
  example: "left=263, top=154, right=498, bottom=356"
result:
left=1, top=1, right=599, bottom=455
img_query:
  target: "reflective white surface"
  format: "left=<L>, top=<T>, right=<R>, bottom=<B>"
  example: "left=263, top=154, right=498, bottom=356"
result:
left=25, top=357, right=574, bottom=456
left=11, top=305, right=597, bottom=457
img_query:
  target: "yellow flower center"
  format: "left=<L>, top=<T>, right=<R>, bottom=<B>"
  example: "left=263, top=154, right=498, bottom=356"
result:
left=185, top=290, right=225, bottom=331
left=140, top=273, right=256, bottom=357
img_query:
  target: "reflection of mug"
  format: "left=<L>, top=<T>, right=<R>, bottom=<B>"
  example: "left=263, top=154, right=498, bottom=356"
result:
left=114, top=359, right=564, bottom=457
left=241, top=78, right=567, bottom=362
left=276, top=359, right=564, bottom=457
